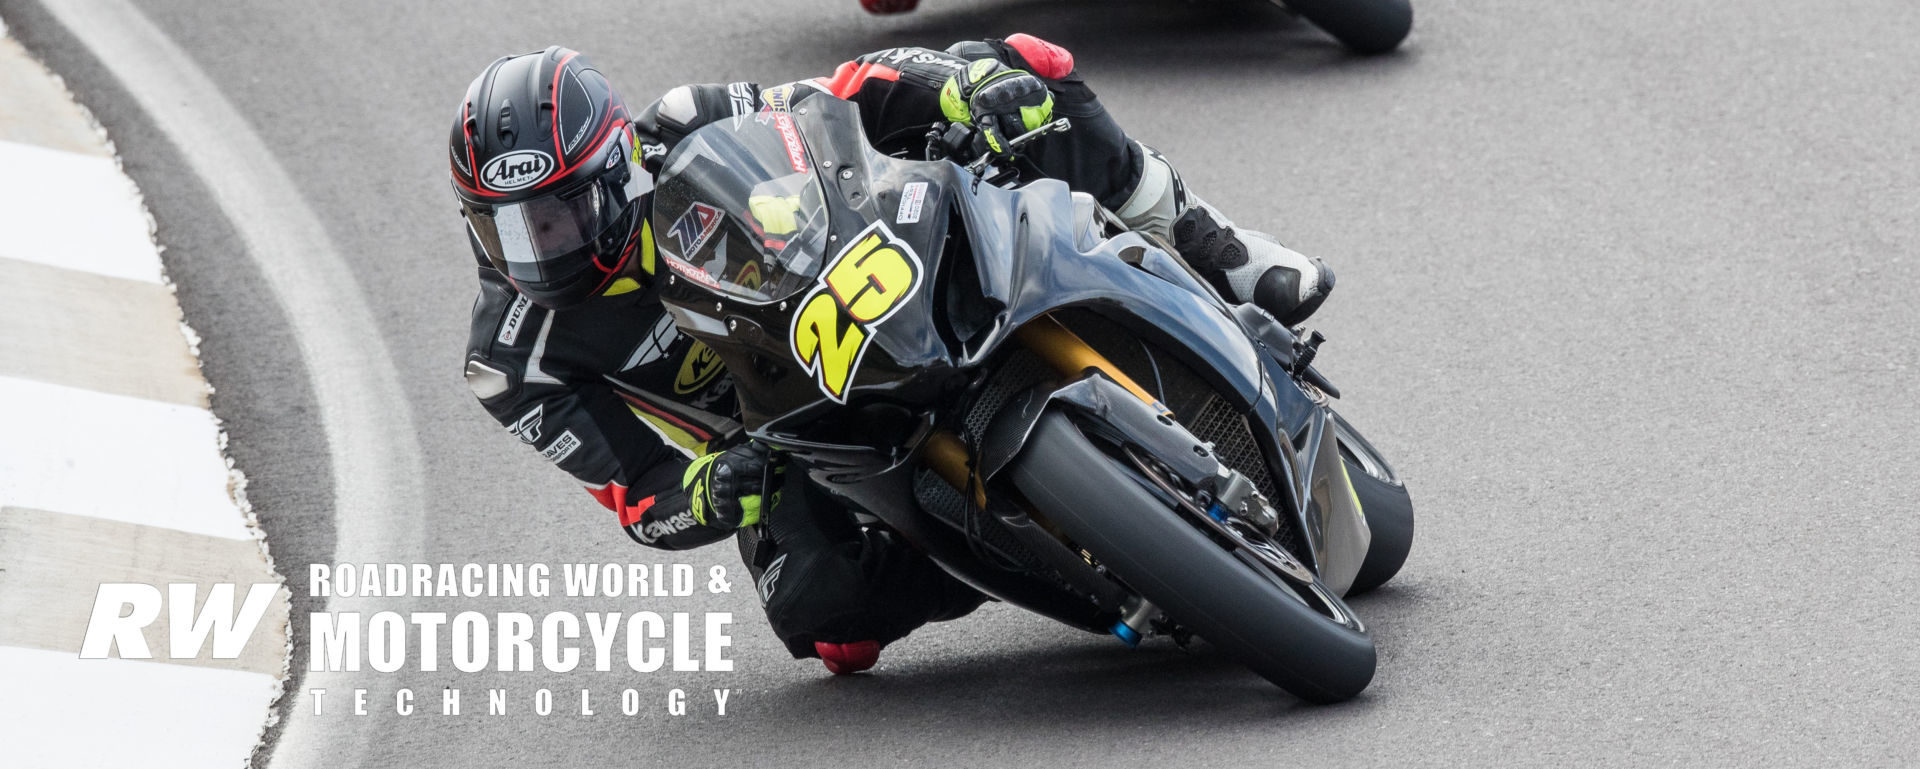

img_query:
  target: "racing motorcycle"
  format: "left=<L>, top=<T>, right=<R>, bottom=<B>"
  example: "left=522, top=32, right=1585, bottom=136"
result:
left=647, top=99, right=1415, bottom=702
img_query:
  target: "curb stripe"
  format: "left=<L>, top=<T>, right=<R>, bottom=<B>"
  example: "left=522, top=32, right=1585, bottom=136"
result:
left=0, top=375, right=248, bottom=539
left=0, top=646, right=278, bottom=769
left=39, top=0, right=429, bottom=567
left=0, top=139, right=161, bottom=283
left=0, top=37, right=109, bottom=157
left=0, top=257, right=207, bottom=407
left=0, top=506, right=288, bottom=675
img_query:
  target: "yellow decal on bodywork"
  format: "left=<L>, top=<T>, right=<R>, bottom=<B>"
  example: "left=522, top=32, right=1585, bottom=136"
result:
left=789, top=222, right=923, bottom=402
left=674, top=341, right=724, bottom=394
left=1339, top=457, right=1365, bottom=521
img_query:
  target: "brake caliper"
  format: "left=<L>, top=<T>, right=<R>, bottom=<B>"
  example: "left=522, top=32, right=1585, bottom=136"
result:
left=1205, top=466, right=1281, bottom=536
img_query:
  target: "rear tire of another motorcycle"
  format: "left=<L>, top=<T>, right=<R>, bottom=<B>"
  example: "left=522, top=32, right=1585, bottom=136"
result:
left=1009, top=413, right=1376, bottom=703
left=1278, top=0, right=1413, bottom=55
left=1344, top=457, right=1414, bottom=596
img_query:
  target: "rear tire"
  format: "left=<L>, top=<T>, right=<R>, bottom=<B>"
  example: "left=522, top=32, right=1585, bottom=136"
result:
left=1009, top=413, right=1376, bottom=702
left=1344, top=457, right=1413, bottom=596
left=1280, top=0, right=1413, bottom=55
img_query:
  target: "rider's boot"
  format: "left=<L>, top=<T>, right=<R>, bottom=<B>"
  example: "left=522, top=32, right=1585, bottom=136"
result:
left=1114, top=144, right=1335, bottom=326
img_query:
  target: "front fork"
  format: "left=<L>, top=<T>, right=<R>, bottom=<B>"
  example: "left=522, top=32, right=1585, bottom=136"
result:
left=923, top=314, right=1175, bottom=645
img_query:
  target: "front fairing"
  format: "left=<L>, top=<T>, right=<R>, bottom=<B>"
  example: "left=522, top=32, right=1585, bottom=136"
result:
left=654, top=98, right=1373, bottom=589
left=657, top=98, right=1268, bottom=437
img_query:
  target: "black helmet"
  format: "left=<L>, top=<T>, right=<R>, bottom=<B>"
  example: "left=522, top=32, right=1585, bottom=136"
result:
left=451, top=46, right=645, bottom=310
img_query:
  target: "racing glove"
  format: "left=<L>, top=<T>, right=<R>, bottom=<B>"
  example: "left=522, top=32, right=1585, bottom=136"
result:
left=939, top=59, right=1054, bottom=158
left=683, top=442, right=778, bottom=530
left=612, top=442, right=781, bottom=548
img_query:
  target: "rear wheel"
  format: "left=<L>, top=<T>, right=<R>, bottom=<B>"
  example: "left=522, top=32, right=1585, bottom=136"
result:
left=1278, top=0, right=1414, bottom=55
left=1009, top=413, right=1376, bottom=702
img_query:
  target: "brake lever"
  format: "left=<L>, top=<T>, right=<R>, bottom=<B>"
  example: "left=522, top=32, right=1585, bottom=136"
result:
left=759, top=443, right=784, bottom=507
left=963, top=117, right=1073, bottom=176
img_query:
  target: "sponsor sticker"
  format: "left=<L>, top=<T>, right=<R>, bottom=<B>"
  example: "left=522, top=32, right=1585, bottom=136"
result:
left=563, top=79, right=595, bottom=153
left=728, top=82, right=755, bottom=123
left=664, top=253, right=723, bottom=290
left=760, top=84, right=795, bottom=113
left=758, top=553, right=788, bottom=603
left=496, top=294, right=532, bottom=345
left=539, top=429, right=580, bottom=463
left=639, top=510, right=698, bottom=544
left=896, top=181, right=929, bottom=224
left=879, top=48, right=964, bottom=71
left=788, top=221, right=924, bottom=402
left=773, top=113, right=809, bottom=173
left=667, top=202, right=722, bottom=255
left=623, top=314, right=680, bottom=370
left=509, top=405, right=544, bottom=444
left=480, top=149, right=554, bottom=192
left=674, top=341, right=725, bottom=394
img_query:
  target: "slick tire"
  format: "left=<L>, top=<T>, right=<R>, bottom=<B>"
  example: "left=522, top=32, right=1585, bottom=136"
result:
left=1344, top=456, right=1414, bottom=596
left=1009, top=412, right=1376, bottom=703
left=1281, top=0, right=1413, bottom=55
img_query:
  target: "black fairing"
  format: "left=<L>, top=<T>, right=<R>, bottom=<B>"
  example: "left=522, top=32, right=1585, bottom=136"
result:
left=656, top=99, right=1263, bottom=438
left=654, top=100, right=1307, bottom=626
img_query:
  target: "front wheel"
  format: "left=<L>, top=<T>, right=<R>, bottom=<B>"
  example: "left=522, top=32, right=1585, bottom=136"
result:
left=1009, top=413, right=1376, bottom=702
left=1278, top=0, right=1414, bottom=55
left=1334, top=412, right=1415, bottom=596
left=1344, top=457, right=1414, bottom=595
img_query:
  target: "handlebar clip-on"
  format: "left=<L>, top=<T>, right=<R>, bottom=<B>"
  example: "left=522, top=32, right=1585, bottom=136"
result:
left=923, top=118, right=1075, bottom=191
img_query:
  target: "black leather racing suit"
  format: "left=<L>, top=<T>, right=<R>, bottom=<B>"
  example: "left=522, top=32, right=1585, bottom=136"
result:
left=464, top=38, right=1147, bottom=656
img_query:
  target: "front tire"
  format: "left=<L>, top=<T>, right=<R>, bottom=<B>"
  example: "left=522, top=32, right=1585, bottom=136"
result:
left=1009, top=413, right=1376, bottom=702
left=1344, top=456, right=1413, bottom=595
left=1280, top=0, right=1414, bottom=55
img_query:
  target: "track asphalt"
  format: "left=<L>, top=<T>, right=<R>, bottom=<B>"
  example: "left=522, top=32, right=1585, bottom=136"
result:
left=4, top=0, right=1916, bottom=766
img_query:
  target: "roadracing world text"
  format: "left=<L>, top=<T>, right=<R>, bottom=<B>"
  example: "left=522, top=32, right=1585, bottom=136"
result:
left=78, top=562, right=745, bottom=718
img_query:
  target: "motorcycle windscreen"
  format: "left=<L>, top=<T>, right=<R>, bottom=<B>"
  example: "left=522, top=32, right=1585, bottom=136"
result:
left=650, top=113, right=831, bottom=304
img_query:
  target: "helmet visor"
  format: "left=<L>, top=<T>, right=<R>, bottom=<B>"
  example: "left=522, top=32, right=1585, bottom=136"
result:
left=465, top=175, right=632, bottom=284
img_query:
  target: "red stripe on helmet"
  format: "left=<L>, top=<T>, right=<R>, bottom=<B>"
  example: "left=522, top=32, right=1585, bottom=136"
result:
left=534, top=107, right=629, bottom=191
left=549, top=50, right=579, bottom=170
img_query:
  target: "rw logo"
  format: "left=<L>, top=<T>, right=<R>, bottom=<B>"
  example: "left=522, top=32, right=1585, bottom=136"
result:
left=80, top=583, right=279, bottom=660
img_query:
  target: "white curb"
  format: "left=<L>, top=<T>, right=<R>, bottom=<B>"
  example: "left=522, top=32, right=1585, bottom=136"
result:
left=0, top=18, right=288, bottom=769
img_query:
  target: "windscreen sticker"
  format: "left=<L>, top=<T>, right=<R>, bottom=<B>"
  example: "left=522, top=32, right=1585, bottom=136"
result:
left=895, top=182, right=928, bottom=224
left=789, top=221, right=923, bottom=402
left=774, top=113, right=809, bottom=173
left=664, top=251, right=722, bottom=290
left=667, top=202, right=722, bottom=255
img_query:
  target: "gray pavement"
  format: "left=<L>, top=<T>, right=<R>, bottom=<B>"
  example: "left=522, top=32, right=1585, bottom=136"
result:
left=6, top=0, right=1918, bottom=765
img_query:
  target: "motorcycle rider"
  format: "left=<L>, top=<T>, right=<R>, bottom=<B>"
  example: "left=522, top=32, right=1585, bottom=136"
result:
left=453, top=36, right=1333, bottom=674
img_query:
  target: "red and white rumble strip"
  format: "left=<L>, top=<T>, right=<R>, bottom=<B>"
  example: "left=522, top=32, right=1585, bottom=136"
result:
left=0, top=16, right=289, bottom=769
